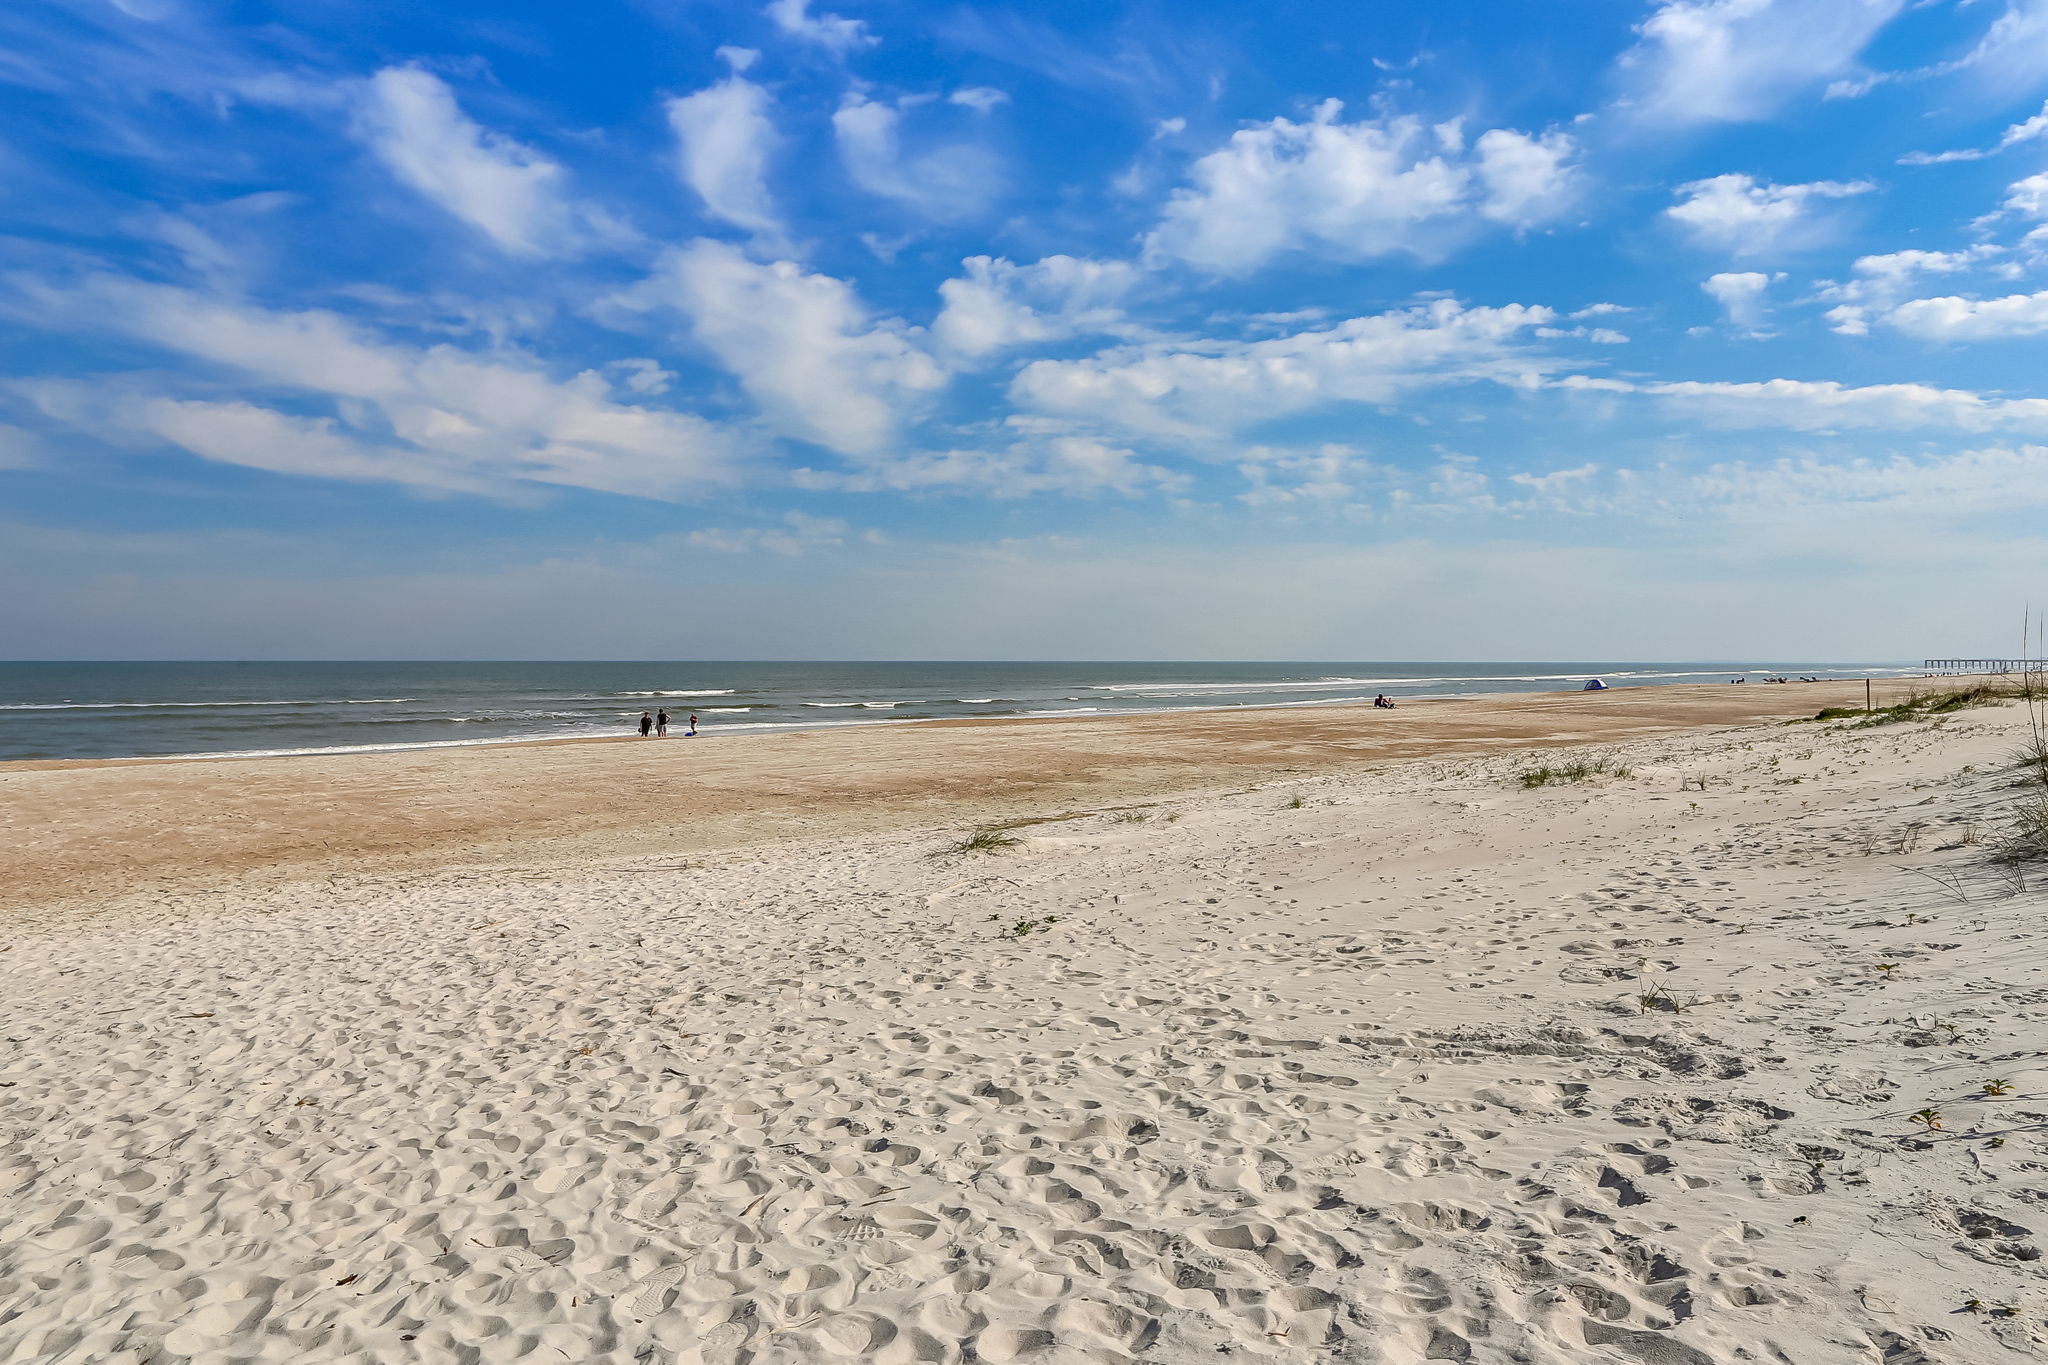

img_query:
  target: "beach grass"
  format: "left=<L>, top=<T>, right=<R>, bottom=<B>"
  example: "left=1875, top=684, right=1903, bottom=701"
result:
left=1809, top=683, right=2030, bottom=729
left=1519, top=758, right=1629, bottom=788
left=936, top=828, right=1024, bottom=856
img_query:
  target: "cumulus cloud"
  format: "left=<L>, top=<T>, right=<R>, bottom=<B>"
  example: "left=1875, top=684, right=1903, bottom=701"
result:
left=16, top=276, right=742, bottom=498
left=618, top=240, right=945, bottom=455
left=1472, top=127, right=1580, bottom=223
left=832, top=94, right=1000, bottom=221
left=1702, top=271, right=1773, bottom=329
left=353, top=67, right=580, bottom=256
left=1011, top=299, right=1558, bottom=440
left=1615, top=0, right=1904, bottom=125
left=1883, top=289, right=2048, bottom=340
left=931, top=255, right=1140, bottom=362
left=666, top=75, right=785, bottom=243
left=766, top=0, right=876, bottom=52
left=1143, top=101, right=1579, bottom=274
left=1992, top=171, right=2048, bottom=222
left=1817, top=246, right=2009, bottom=333
left=1665, top=173, right=1872, bottom=254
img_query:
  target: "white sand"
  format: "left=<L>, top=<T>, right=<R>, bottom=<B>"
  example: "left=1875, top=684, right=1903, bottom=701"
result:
left=4, top=701, right=2045, bottom=1363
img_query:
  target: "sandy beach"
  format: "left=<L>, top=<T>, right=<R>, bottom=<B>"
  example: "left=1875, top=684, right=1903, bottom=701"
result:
left=0, top=678, right=1940, bottom=915
left=4, top=681, right=2045, bottom=1363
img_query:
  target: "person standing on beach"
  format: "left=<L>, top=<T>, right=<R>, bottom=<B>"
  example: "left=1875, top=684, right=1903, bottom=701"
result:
left=656, top=709, right=669, bottom=737
left=638, top=711, right=653, bottom=737
left=687, top=712, right=698, bottom=736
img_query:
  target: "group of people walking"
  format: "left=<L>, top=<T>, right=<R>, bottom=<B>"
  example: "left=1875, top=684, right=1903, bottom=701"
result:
left=638, top=709, right=696, bottom=738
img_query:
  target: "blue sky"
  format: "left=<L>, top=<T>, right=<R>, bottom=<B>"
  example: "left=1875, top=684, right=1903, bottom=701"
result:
left=5, top=0, right=2048, bottom=659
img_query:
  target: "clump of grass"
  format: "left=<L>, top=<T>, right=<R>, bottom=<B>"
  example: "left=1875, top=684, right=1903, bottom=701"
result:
left=991, top=914, right=1059, bottom=938
left=935, top=829, right=1023, bottom=857
left=1636, top=982, right=1700, bottom=1014
left=1986, top=791, right=2048, bottom=872
left=1520, top=758, right=1630, bottom=788
left=1283, top=794, right=1308, bottom=809
left=1108, top=810, right=1151, bottom=824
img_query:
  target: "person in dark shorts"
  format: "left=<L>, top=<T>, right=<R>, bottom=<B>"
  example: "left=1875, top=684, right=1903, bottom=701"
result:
left=657, top=709, right=670, bottom=737
left=638, top=711, right=653, bottom=737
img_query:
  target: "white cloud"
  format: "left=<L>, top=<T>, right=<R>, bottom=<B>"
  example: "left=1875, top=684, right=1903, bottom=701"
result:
left=1011, top=299, right=1557, bottom=440
left=353, top=67, right=578, bottom=256
left=1236, top=443, right=1376, bottom=508
left=124, top=398, right=502, bottom=495
left=1534, top=324, right=1629, bottom=343
left=1143, top=101, right=1579, bottom=274
left=1882, top=289, right=2048, bottom=340
left=1702, top=271, right=1773, bottom=329
left=1473, top=128, right=1579, bottom=223
left=1899, top=98, right=2048, bottom=164
left=766, top=0, right=876, bottom=52
left=1687, top=443, right=2048, bottom=517
left=618, top=240, right=945, bottom=455
left=1615, top=0, right=1904, bottom=125
left=1817, top=246, right=2009, bottom=332
left=949, top=86, right=1008, bottom=113
left=1665, top=173, right=1872, bottom=254
left=797, top=429, right=1180, bottom=498
left=666, top=76, right=785, bottom=243
left=1947, top=0, right=2048, bottom=99
left=17, top=276, right=741, bottom=499
left=1559, top=373, right=2048, bottom=432
left=832, top=94, right=1000, bottom=221
left=1994, top=171, right=2048, bottom=221
left=931, top=255, right=1140, bottom=361
left=608, top=357, right=675, bottom=395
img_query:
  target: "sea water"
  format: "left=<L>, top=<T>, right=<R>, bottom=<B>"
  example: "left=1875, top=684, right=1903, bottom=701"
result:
left=0, top=660, right=1922, bottom=762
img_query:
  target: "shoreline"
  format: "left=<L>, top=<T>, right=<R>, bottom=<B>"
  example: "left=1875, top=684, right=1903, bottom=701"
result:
left=0, top=676, right=1968, bottom=915
left=0, top=672, right=1943, bottom=773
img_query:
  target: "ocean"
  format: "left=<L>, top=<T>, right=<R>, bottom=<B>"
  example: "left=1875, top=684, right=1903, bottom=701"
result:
left=0, top=660, right=1923, bottom=763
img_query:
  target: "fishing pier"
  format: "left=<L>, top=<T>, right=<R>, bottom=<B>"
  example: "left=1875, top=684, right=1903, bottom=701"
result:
left=1924, top=658, right=2048, bottom=674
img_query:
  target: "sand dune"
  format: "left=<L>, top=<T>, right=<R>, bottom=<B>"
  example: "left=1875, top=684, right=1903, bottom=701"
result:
left=3, top=687, right=2045, bottom=1363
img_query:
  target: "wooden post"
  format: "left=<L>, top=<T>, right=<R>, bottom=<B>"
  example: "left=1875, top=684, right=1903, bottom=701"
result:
left=1866, top=678, right=1872, bottom=712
